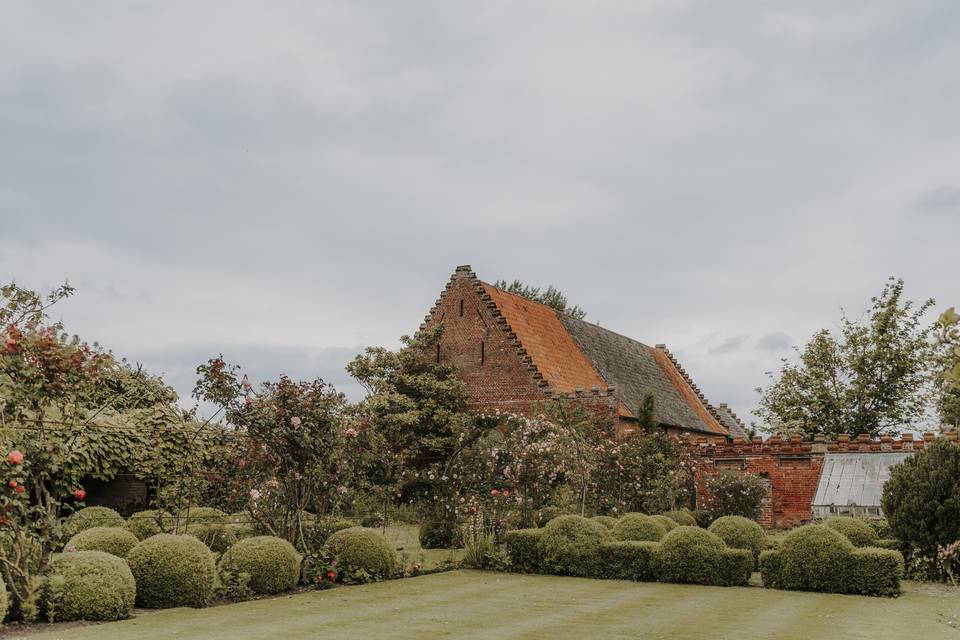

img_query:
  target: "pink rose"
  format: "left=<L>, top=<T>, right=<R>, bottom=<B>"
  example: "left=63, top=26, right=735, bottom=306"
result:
left=7, top=450, right=23, bottom=466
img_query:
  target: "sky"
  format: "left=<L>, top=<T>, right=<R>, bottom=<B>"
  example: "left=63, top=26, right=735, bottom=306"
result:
left=2, top=1, right=959, bottom=426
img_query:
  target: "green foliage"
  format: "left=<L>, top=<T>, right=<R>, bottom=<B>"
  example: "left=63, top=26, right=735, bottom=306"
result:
left=322, top=529, right=398, bottom=583
left=655, top=526, right=752, bottom=587
left=708, top=516, right=765, bottom=562
left=663, top=511, right=697, bottom=527
left=419, top=520, right=461, bottom=549
left=177, top=507, right=227, bottom=527
left=823, top=518, right=880, bottom=547
left=536, top=507, right=563, bottom=528
left=536, top=515, right=610, bottom=577
left=62, top=507, right=124, bottom=540
left=304, top=518, right=356, bottom=552
left=504, top=528, right=543, bottom=573
left=187, top=524, right=238, bottom=553
left=867, top=518, right=892, bottom=539
left=591, top=515, right=617, bottom=530
left=776, top=525, right=855, bottom=592
left=935, top=307, right=960, bottom=424
left=850, top=548, right=904, bottom=597
left=65, top=527, right=139, bottom=558
left=597, top=541, right=659, bottom=581
left=0, top=577, right=7, bottom=623
left=650, top=515, right=677, bottom=533
left=492, top=280, right=586, bottom=319
left=612, top=514, right=667, bottom=542
left=691, top=509, right=717, bottom=529
left=42, top=551, right=135, bottom=621
left=704, top=471, right=768, bottom=520
left=127, top=534, right=216, bottom=608
left=219, top=536, right=301, bottom=594
left=125, top=510, right=174, bottom=540
left=0, top=281, right=74, bottom=327
left=762, top=527, right=903, bottom=597
left=881, top=439, right=960, bottom=564
left=757, top=278, right=935, bottom=438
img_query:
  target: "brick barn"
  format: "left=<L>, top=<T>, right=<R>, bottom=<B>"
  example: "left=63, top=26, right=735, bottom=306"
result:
left=419, top=265, right=746, bottom=442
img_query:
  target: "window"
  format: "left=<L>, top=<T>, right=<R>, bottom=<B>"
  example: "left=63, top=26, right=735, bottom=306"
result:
left=480, top=340, right=485, bottom=364
left=436, top=342, right=440, bottom=363
left=459, top=299, right=464, bottom=317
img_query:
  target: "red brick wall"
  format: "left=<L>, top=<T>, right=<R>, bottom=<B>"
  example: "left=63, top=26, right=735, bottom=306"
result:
left=693, top=432, right=955, bottom=529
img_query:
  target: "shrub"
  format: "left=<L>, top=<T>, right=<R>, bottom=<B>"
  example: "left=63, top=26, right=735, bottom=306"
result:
left=708, top=516, right=765, bottom=561
left=360, top=513, right=386, bottom=528
left=877, top=538, right=901, bottom=551
left=127, top=534, right=216, bottom=608
left=650, top=515, right=677, bottom=533
left=881, top=439, right=960, bottom=562
left=42, top=551, right=135, bottom=621
left=849, top=548, right=904, bottom=597
left=867, top=518, right=892, bottom=539
left=759, top=549, right=783, bottom=588
left=704, top=470, right=768, bottom=520
left=691, top=509, right=717, bottom=529
left=65, top=527, right=139, bottom=558
left=323, top=529, right=398, bottom=583
left=125, top=510, right=174, bottom=540
left=62, top=507, right=124, bottom=540
left=663, top=511, right=697, bottom=527
left=612, top=514, right=667, bottom=542
left=591, top=515, right=617, bottom=530
left=537, top=515, right=611, bottom=577
left=304, top=517, right=356, bottom=551
left=219, top=536, right=301, bottom=594
left=823, top=518, right=880, bottom=547
left=598, top=541, right=658, bottom=581
left=776, top=525, right=855, bottom=593
left=536, top=506, right=564, bottom=528
left=655, top=526, right=751, bottom=586
left=187, top=523, right=238, bottom=553
left=177, top=507, right=227, bottom=527
left=765, top=536, right=783, bottom=551
left=419, top=519, right=461, bottom=549
left=504, top=529, right=543, bottom=573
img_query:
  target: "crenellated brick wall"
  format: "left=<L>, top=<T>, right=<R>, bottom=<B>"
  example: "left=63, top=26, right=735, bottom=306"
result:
left=693, top=431, right=957, bottom=529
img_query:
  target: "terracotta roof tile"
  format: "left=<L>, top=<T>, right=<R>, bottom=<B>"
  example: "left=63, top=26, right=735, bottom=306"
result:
left=481, top=283, right=607, bottom=394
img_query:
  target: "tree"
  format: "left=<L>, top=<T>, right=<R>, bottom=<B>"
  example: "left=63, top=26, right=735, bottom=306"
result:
left=493, top=279, right=586, bottom=319
left=881, top=439, right=960, bottom=579
left=756, top=278, right=935, bottom=438
left=703, top=471, right=768, bottom=520
left=346, top=326, right=479, bottom=524
left=935, top=307, right=960, bottom=430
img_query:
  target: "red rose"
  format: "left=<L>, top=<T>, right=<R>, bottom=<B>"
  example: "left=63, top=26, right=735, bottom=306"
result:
left=502, top=489, right=510, bottom=497
left=74, top=489, right=87, bottom=501
left=14, top=485, right=25, bottom=494
left=326, top=571, right=336, bottom=581
left=7, top=480, right=16, bottom=489
left=490, top=489, right=500, bottom=496
left=7, top=450, right=23, bottom=466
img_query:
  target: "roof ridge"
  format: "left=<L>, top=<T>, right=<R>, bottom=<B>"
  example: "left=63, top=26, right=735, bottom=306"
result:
left=652, top=345, right=728, bottom=436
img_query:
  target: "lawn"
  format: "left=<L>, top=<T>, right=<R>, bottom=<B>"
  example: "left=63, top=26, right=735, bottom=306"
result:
left=20, top=571, right=960, bottom=640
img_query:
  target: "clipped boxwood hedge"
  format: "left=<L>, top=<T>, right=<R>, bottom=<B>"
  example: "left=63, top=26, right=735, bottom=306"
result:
left=62, top=507, right=124, bottom=540
left=44, top=551, right=136, bottom=621
left=323, top=528, right=398, bottom=583
left=708, top=516, right=765, bottom=561
left=823, top=518, right=880, bottom=547
left=504, top=528, right=543, bottom=573
left=66, top=527, right=140, bottom=559
left=663, top=510, right=697, bottom=527
left=598, top=541, right=659, bottom=581
left=219, top=536, right=301, bottom=594
left=761, top=524, right=903, bottom=597
left=187, top=523, right=238, bottom=553
left=537, top=515, right=611, bottom=577
left=613, top=514, right=667, bottom=542
left=127, top=534, right=216, bottom=608
left=125, top=510, right=174, bottom=540
left=650, top=515, right=678, bottom=533
left=655, top=526, right=751, bottom=587
left=591, top=515, right=618, bottom=530
left=176, top=507, right=227, bottom=528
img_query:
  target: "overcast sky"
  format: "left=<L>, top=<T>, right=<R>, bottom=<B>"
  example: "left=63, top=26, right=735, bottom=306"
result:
left=2, top=1, right=959, bottom=426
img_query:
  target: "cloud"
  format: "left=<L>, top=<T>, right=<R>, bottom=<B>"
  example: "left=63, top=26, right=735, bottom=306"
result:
left=1, top=0, right=958, bottom=425
left=708, top=335, right=749, bottom=355
left=755, top=332, right=794, bottom=352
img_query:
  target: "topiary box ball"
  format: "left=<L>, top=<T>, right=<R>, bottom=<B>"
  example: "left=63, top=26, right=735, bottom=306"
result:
left=45, top=550, right=136, bottom=622
left=536, top=515, right=611, bottom=577
left=62, top=507, right=125, bottom=539
left=127, top=534, right=216, bottom=608
left=219, top=535, right=302, bottom=594
left=323, top=528, right=399, bottom=582
left=823, top=518, right=880, bottom=547
left=778, top=525, right=855, bottom=592
left=125, top=510, right=174, bottom=540
left=613, top=514, right=667, bottom=542
left=66, top=526, right=140, bottom=559
left=708, top=516, right=765, bottom=560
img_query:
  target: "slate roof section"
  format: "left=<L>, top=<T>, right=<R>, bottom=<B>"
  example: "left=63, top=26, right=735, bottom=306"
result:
left=558, top=315, right=727, bottom=435
left=813, top=452, right=913, bottom=509
left=715, top=404, right=751, bottom=441
left=480, top=284, right=609, bottom=394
